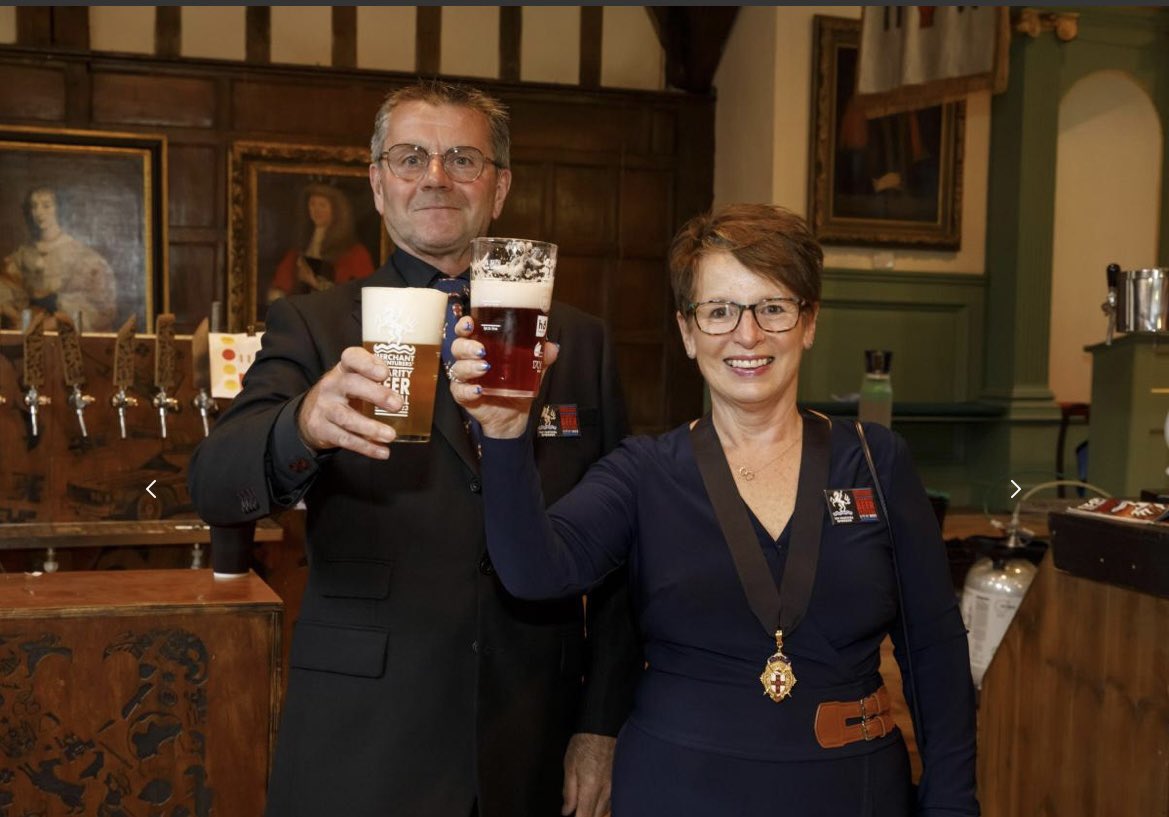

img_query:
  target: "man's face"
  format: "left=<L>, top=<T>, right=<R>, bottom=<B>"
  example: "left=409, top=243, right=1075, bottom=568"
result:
left=369, top=101, right=511, bottom=273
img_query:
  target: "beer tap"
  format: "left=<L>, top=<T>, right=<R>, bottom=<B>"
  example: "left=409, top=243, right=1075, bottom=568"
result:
left=57, top=312, right=94, bottom=437
left=110, top=315, right=138, bottom=439
left=152, top=313, right=180, bottom=439
left=190, top=317, right=218, bottom=437
left=20, top=312, right=50, bottom=438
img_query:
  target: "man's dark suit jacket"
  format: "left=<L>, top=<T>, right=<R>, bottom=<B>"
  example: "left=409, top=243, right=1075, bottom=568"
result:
left=188, top=252, right=639, bottom=817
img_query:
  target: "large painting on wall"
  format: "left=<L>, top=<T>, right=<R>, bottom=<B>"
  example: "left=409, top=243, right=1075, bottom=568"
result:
left=228, top=141, right=386, bottom=330
left=0, top=126, right=166, bottom=333
left=808, top=16, right=964, bottom=249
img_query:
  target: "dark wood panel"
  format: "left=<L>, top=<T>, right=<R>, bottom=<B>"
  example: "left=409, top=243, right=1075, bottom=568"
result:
left=332, top=7, right=357, bottom=69
left=0, top=63, right=66, bottom=121
left=169, top=242, right=220, bottom=333
left=621, top=169, right=675, bottom=258
left=169, top=143, right=220, bottom=228
left=416, top=7, right=441, bottom=75
left=510, top=101, right=648, bottom=154
left=552, top=165, right=617, bottom=254
left=580, top=7, right=602, bottom=88
left=612, top=258, right=668, bottom=337
left=500, top=6, right=521, bottom=82
left=554, top=255, right=607, bottom=320
left=53, top=7, right=90, bottom=51
left=156, top=6, right=181, bottom=59
left=246, top=7, right=271, bottom=64
left=616, top=341, right=664, bottom=432
left=491, top=160, right=547, bottom=241
left=16, top=7, right=52, bottom=48
left=92, top=72, right=216, bottom=128
left=232, top=80, right=386, bottom=138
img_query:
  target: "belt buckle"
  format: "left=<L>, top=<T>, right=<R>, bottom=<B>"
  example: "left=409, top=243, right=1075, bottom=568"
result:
left=858, top=695, right=883, bottom=741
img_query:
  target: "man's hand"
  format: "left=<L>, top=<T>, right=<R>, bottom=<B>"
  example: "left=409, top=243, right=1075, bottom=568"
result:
left=561, top=732, right=615, bottom=817
left=297, top=346, right=403, bottom=459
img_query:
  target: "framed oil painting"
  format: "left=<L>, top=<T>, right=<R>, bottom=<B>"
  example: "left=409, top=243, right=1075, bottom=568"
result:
left=0, top=126, right=166, bottom=332
left=809, top=16, right=964, bottom=249
left=228, top=141, right=387, bottom=330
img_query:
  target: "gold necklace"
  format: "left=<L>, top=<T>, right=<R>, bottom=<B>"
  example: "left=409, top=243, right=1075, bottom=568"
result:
left=730, top=433, right=801, bottom=481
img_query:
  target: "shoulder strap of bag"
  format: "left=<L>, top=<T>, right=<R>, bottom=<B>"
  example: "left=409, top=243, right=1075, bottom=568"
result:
left=690, top=412, right=831, bottom=640
left=854, top=420, right=926, bottom=750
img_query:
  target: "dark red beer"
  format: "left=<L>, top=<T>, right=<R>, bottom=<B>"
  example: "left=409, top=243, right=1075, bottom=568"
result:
left=471, top=304, right=548, bottom=397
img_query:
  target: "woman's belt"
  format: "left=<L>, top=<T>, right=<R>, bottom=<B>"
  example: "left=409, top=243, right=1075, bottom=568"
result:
left=814, top=685, right=894, bottom=749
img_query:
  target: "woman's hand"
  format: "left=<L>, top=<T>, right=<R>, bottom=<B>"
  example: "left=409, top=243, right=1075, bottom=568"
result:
left=449, top=316, right=558, bottom=439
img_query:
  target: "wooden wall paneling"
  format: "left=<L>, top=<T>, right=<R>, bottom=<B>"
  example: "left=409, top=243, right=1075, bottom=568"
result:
left=611, top=257, right=669, bottom=339
left=92, top=72, right=216, bottom=128
left=155, top=6, right=181, bottom=60
left=511, top=101, right=645, bottom=155
left=490, top=159, right=547, bottom=241
left=552, top=255, right=608, bottom=320
left=64, top=62, right=92, bottom=126
left=53, top=6, right=90, bottom=52
left=552, top=164, right=618, bottom=255
left=169, top=142, right=220, bottom=229
left=168, top=241, right=221, bottom=333
left=579, top=7, right=602, bottom=88
left=616, top=341, right=666, bottom=432
left=246, top=7, right=271, bottom=64
left=231, top=79, right=387, bottom=138
left=16, top=7, right=52, bottom=48
left=416, top=7, right=441, bottom=75
left=500, top=6, right=522, bottom=82
left=0, top=63, right=67, bottom=122
left=620, top=168, right=675, bottom=258
left=332, top=7, right=357, bottom=69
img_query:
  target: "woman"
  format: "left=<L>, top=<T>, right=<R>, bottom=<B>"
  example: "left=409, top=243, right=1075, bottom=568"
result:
left=267, top=182, right=375, bottom=303
left=5, top=186, right=117, bottom=330
left=449, top=204, right=978, bottom=815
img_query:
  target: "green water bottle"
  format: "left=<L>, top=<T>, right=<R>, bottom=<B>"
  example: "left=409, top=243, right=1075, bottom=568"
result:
left=858, top=350, right=893, bottom=428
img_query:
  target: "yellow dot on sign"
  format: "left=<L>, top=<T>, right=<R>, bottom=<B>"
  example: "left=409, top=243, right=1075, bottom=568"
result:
left=222, top=336, right=235, bottom=345
left=223, top=364, right=237, bottom=375
left=225, top=379, right=240, bottom=392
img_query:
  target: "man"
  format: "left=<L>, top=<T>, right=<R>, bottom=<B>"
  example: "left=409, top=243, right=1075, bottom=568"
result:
left=189, top=81, right=638, bottom=817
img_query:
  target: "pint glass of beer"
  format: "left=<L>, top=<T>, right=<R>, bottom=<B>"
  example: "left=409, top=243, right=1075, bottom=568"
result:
left=470, top=238, right=556, bottom=398
left=361, top=286, right=447, bottom=443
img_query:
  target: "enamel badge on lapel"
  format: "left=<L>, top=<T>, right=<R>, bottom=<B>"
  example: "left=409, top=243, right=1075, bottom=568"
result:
left=536, top=404, right=580, bottom=438
left=760, top=629, right=796, bottom=702
left=824, top=488, right=880, bottom=525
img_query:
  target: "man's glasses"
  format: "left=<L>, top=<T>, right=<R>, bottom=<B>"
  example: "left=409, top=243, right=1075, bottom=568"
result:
left=377, top=144, right=502, bottom=183
left=686, top=298, right=806, bottom=335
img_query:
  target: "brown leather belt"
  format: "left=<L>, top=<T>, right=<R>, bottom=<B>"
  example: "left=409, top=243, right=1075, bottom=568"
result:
left=813, top=685, right=895, bottom=749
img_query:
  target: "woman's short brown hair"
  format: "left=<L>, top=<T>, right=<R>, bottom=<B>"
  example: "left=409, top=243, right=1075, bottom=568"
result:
left=669, top=203, right=823, bottom=312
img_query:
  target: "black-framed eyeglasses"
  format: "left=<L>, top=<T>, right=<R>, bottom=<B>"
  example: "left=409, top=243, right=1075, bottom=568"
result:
left=377, top=144, right=502, bottom=183
left=686, top=297, right=806, bottom=335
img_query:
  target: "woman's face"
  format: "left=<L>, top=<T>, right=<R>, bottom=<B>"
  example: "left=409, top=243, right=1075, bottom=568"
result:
left=307, top=194, right=334, bottom=228
left=28, top=191, right=59, bottom=235
left=675, top=251, right=817, bottom=412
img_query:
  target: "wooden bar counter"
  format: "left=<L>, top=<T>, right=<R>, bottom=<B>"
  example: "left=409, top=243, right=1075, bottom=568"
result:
left=0, top=569, right=282, bottom=816
left=978, top=511, right=1169, bottom=816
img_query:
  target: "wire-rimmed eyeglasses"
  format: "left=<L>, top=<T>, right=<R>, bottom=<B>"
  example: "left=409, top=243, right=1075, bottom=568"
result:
left=685, top=297, right=806, bottom=335
left=377, top=144, right=502, bottom=183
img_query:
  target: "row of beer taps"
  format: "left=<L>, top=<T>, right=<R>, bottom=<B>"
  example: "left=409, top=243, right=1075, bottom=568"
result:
left=8, top=309, right=220, bottom=441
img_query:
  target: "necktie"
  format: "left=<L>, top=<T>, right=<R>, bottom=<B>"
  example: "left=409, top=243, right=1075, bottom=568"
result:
left=432, top=275, right=470, bottom=380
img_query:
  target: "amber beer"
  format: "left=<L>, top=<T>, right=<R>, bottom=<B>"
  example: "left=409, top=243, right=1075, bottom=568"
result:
left=470, top=238, right=557, bottom=399
left=361, top=287, right=447, bottom=443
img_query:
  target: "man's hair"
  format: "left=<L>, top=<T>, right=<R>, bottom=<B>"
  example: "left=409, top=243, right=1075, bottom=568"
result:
left=668, top=203, right=823, bottom=312
left=370, top=79, right=510, bottom=169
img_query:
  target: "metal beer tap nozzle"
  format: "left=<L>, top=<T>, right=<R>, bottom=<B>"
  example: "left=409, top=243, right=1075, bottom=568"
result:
left=190, top=317, right=218, bottom=437
left=110, top=315, right=138, bottom=439
left=153, top=314, right=180, bottom=439
left=191, top=389, right=218, bottom=437
left=20, top=312, right=50, bottom=438
left=57, top=312, right=94, bottom=437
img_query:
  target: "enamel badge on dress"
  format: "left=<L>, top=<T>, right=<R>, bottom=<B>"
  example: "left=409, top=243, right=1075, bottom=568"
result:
left=760, top=629, right=796, bottom=703
left=536, top=404, right=581, bottom=438
left=824, top=488, right=880, bottom=525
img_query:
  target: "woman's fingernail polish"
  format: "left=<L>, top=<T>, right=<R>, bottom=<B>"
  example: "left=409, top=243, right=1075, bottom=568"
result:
left=480, top=362, right=491, bottom=372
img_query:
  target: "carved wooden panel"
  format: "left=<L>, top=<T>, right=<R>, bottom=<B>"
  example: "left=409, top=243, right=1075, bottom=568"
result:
left=168, top=244, right=221, bottom=336
left=91, top=73, right=217, bottom=129
left=621, top=169, right=675, bottom=258
left=552, top=165, right=618, bottom=255
left=168, top=144, right=220, bottom=229
left=553, top=255, right=608, bottom=320
left=0, top=569, right=281, bottom=817
left=491, top=160, right=548, bottom=240
left=231, top=80, right=387, bottom=138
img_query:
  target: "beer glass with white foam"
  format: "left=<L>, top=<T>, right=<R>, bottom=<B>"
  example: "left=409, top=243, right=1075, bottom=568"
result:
left=361, top=286, right=447, bottom=442
left=470, top=238, right=556, bottom=398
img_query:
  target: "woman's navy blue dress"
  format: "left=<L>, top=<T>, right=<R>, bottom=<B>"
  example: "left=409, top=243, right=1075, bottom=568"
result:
left=481, top=419, right=978, bottom=816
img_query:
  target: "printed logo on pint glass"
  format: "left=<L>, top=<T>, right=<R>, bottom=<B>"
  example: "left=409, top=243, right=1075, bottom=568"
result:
left=824, top=488, right=880, bottom=525
left=372, top=342, right=416, bottom=419
left=536, top=315, right=549, bottom=338
left=536, top=404, right=581, bottom=438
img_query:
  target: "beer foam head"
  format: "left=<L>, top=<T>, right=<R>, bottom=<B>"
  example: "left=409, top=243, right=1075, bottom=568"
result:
left=471, top=278, right=553, bottom=312
left=362, top=287, right=447, bottom=344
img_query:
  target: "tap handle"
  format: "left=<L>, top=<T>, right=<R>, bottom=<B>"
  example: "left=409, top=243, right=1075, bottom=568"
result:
left=1106, top=263, right=1121, bottom=290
